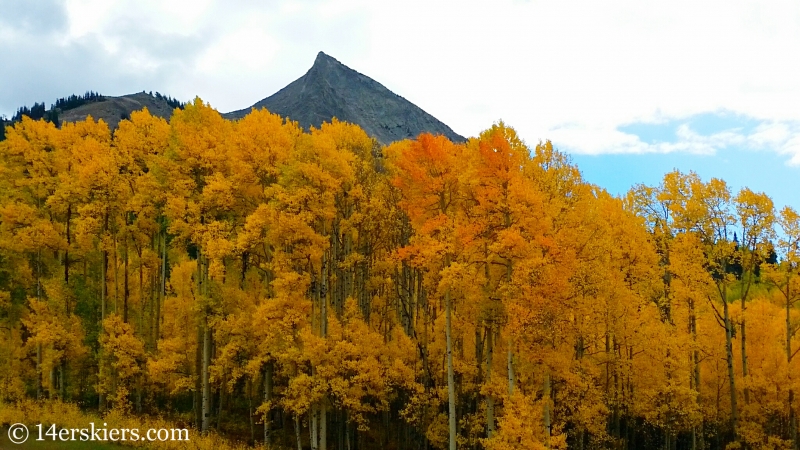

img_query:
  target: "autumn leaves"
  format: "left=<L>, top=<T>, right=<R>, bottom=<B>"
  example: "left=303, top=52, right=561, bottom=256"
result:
left=0, top=101, right=798, bottom=450
left=629, top=172, right=793, bottom=449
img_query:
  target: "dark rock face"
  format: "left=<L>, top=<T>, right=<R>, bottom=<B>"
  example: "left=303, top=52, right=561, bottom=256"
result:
left=59, top=92, right=177, bottom=130
left=224, top=52, right=465, bottom=144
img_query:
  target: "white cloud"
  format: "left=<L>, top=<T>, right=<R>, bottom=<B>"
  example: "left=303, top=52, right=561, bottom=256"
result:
left=357, top=0, right=800, bottom=158
left=745, top=122, right=800, bottom=165
left=196, top=28, right=279, bottom=74
left=548, top=117, right=800, bottom=171
left=3, top=0, right=800, bottom=165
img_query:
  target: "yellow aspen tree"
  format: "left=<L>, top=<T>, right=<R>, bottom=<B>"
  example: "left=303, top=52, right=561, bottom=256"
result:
left=163, top=98, right=234, bottom=432
left=662, top=171, right=741, bottom=444
left=733, top=188, right=775, bottom=410
left=763, top=206, right=800, bottom=448
left=98, top=314, right=145, bottom=410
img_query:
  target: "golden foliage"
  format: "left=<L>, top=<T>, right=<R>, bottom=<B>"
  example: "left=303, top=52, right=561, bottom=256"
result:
left=0, top=107, right=796, bottom=449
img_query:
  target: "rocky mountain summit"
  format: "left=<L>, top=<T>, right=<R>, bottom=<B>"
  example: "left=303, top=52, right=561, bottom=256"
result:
left=224, top=52, right=465, bottom=144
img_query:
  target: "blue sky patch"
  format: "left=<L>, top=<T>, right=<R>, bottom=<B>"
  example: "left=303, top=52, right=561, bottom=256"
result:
left=571, top=146, right=799, bottom=212
left=556, top=112, right=800, bottom=213
left=686, top=111, right=759, bottom=136
left=618, top=111, right=761, bottom=144
left=618, top=122, right=676, bottom=144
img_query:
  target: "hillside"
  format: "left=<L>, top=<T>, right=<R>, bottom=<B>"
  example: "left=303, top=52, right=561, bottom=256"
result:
left=224, top=52, right=465, bottom=144
left=59, top=92, right=178, bottom=129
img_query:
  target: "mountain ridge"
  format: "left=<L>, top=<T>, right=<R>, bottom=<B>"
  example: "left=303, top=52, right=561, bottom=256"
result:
left=3, top=52, right=465, bottom=145
left=224, top=52, right=465, bottom=144
left=59, top=92, right=178, bottom=129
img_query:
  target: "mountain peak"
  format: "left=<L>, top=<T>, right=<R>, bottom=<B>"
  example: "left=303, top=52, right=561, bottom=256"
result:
left=224, top=53, right=465, bottom=144
left=314, top=51, right=336, bottom=64
left=309, top=51, right=338, bottom=73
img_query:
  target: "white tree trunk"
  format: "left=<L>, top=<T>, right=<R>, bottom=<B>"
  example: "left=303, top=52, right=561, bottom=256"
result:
left=446, top=289, right=457, bottom=450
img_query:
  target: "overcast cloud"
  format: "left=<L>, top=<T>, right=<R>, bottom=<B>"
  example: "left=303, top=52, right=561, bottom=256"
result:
left=2, top=0, right=799, bottom=163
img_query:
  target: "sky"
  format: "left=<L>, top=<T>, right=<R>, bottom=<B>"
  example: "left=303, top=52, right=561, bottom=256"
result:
left=2, top=0, right=799, bottom=210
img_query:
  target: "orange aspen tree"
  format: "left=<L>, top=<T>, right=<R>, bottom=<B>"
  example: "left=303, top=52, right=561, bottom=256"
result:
left=388, top=133, right=466, bottom=450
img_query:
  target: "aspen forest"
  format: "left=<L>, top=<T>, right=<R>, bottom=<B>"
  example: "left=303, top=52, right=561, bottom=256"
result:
left=3, top=98, right=800, bottom=450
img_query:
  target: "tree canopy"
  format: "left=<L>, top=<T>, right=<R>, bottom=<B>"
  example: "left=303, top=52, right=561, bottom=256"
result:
left=0, top=102, right=797, bottom=450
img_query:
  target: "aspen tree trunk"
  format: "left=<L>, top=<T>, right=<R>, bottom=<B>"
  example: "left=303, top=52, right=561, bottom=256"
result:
left=311, top=404, right=318, bottom=450
left=690, top=311, right=696, bottom=450
left=321, top=257, right=328, bottom=338
left=689, top=298, right=703, bottom=450
left=787, top=285, right=797, bottom=450
left=194, top=322, right=202, bottom=429
left=723, top=295, right=739, bottom=441
left=295, top=413, right=303, bottom=450
left=138, top=247, right=145, bottom=344
left=605, top=332, right=611, bottom=395
left=383, top=410, right=390, bottom=448
left=265, top=362, right=273, bottom=446
left=114, top=237, right=119, bottom=313
left=247, top=377, right=255, bottom=444
left=791, top=389, right=797, bottom=450
left=506, top=259, right=515, bottom=397
left=102, top=219, right=108, bottom=321
left=544, top=370, right=552, bottom=449
left=507, top=345, right=515, bottom=395
left=486, top=326, right=495, bottom=438
left=321, top=402, right=328, bottom=450
left=149, top=269, right=156, bottom=349
left=202, top=319, right=211, bottom=432
left=217, top=372, right=225, bottom=431
left=35, top=247, right=43, bottom=400
left=98, top=369, right=105, bottom=411
left=58, top=206, right=71, bottom=402
left=201, top=252, right=212, bottom=433
left=110, top=369, right=118, bottom=408
left=346, top=417, right=351, bottom=450
left=317, top=252, right=328, bottom=450
left=475, top=326, right=484, bottom=382
left=59, top=364, right=65, bottom=400
left=445, top=256, right=457, bottom=450
left=338, top=409, right=345, bottom=450
left=158, top=229, right=166, bottom=343
left=483, top=244, right=495, bottom=440
left=123, top=236, right=129, bottom=323
left=194, top=252, right=203, bottom=430
left=110, top=238, right=120, bottom=408
left=99, top=213, right=108, bottom=411
left=36, top=343, right=42, bottom=399
left=411, top=266, right=418, bottom=336
left=741, top=296, right=749, bottom=405
left=64, top=204, right=71, bottom=286
left=612, top=354, right=621, bottom=440
left=136, top=374, right=142, bottom=414
left=740, top=249, right=761, bottom=409
left=36, top=249, right=42, bottom=301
